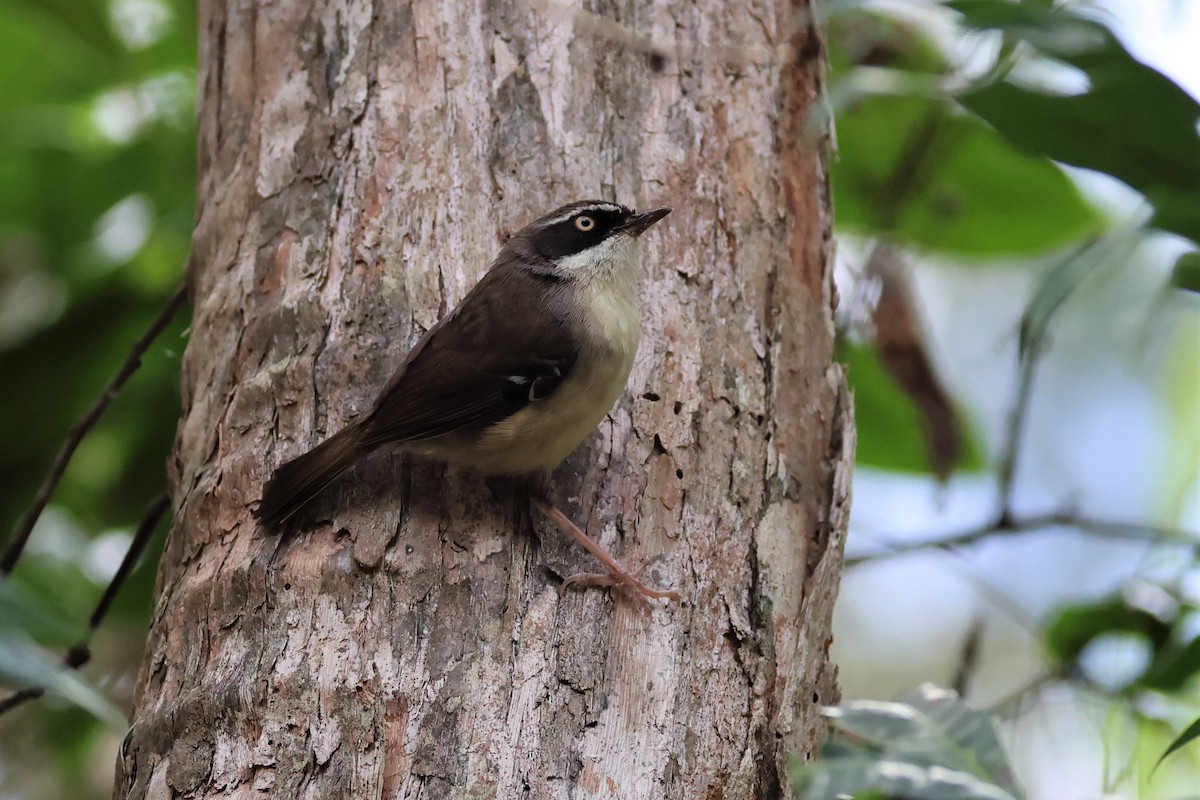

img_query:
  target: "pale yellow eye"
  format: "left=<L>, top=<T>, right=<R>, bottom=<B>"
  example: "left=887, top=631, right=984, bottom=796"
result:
left=574, top=215, right=595, bottom=232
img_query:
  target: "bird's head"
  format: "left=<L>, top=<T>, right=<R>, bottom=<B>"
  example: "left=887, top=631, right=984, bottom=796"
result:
left=509, top=200, right=671, bottom=279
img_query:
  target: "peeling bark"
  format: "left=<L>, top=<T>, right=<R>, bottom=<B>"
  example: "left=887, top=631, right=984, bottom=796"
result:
left=116, top=1, right=852, bottom=798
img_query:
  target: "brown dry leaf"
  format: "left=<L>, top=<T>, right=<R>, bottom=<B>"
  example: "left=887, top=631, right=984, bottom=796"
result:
left=867, top=243, right=962, bottom=481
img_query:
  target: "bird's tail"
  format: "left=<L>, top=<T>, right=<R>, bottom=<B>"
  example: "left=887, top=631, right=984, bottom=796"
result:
left=255, top=424, right=369, bottom=530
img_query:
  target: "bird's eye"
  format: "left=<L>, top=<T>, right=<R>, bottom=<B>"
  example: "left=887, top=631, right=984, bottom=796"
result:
left=574, top=215, right=595, bottom=232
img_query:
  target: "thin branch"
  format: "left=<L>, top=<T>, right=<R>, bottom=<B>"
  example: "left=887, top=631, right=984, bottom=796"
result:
left=993, top=344, right=1040, bottom=524
left=993, top=232, right=1134, bottom=524
left=846, top=512, right=1199, bottom=567
left=951, top=616, right=985, bottom=697
left=89, top=492, right=170, bottom=629
left=939, top=551, right=1043, bottom=637
left=1, top=285, right=186, bottom=576
left=0, top=645, right=90, bottom=715
left=987, top=670, right=1060, bottom=716
left=0, top=687, right=42, bottom=715
left=0, top=491, right=171, bottom=717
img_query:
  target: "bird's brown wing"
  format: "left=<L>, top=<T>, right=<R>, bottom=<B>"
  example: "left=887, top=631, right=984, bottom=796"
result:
left=357, top=262, right=579, bottom=448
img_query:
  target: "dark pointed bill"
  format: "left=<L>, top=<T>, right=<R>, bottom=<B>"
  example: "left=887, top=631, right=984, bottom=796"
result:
left=622, top=207, right=672, bottom=237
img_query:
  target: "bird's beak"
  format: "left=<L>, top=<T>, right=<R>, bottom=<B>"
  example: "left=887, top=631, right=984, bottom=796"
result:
left=622, top=207, right=672, bottom=237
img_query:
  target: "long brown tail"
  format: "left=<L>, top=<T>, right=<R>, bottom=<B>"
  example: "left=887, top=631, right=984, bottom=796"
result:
left=255, top=424, right=369, bottom=530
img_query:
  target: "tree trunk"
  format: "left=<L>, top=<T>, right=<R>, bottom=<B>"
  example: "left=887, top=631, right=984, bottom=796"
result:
left=116, top=0, right=851, bottom=797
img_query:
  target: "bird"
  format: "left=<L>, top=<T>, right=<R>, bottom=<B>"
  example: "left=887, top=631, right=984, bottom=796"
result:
left=255, top=200, right=677, bottom=602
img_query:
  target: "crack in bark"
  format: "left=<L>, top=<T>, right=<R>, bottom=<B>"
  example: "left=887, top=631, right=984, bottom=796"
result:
left=309, top=318, right=334, bottom=436
left=808, top=371, right=849, bottom=578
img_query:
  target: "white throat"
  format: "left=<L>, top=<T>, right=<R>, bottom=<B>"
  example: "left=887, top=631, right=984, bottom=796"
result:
left=554, top=232, right=642, bottom=281
left=561, top=233, right=643, bottom=356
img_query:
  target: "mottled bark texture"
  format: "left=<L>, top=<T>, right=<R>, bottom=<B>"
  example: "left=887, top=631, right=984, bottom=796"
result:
left=116, top=1, right=852, bottom=798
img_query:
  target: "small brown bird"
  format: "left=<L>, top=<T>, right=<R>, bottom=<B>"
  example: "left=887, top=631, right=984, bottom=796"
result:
left=256, top=200, right=676, bottom=602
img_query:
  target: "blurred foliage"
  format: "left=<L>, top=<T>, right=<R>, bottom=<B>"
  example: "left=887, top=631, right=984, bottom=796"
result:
left=952, top=0, right=1200, bottom=243
left=839, top=341, right=986, bottom=475
left=825, top=0, right=1200, bottom=795
left=828, top=0, right=1199, bottom=480
left=1174, top=252, right=1200, bottom=293
left=833, top=92, right=1104, bottom=255
left=1044, top=593, right=1200, bottom=694
left=0, top=0, right=194, bottom=796
left=792, top=684, right=1023, bottom=800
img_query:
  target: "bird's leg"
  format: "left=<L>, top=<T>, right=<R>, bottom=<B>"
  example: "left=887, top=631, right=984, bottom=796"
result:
left=531, top=497, right=680, bottom=603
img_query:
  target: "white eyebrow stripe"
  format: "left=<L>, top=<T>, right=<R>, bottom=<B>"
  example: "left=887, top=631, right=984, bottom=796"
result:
left=541, top=203, right=627, bottom=227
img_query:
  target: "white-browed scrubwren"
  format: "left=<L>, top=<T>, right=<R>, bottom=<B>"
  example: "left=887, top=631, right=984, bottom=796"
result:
left=256, top=200, right=676, bottom=602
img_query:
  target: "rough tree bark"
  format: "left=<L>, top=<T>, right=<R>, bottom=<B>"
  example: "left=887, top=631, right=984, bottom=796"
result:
left=116, top=0, right=852, bottom=797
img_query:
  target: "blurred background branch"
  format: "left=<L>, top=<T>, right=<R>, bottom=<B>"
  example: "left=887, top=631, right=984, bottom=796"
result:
left=0, top=491, right=168, bottom=719
left=1, top=286, right=182, bottom=575
left=821, top=0, right=1200, bottom=796
left=0, top=0, right=193, bottom=795
left=847, top=512, right=1200, bottom=567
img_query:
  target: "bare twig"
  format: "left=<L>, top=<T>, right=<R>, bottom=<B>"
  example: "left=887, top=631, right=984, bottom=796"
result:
left=846, top=512, right=1198, bottom=567
left=88, top=492, right=170, bottom=629
left=0, top=492, right=170, bottom=717
left=951, top=616, right=985, bottom=697
left=939, top=552, right=1043, bottom=637
left=995, top=232, right=1137, bottom=524
left=0, top=645, right=90, bottom=715
left=0, top=687, right=41, bottom=715
left=1, top=285, right=186, bottom=576
left=987, top=670, right=1060, bottom=716
left=993, top=345, right=1040, bottom=525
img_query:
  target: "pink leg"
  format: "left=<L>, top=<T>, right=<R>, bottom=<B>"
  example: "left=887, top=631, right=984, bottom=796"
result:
left=532, top=498, right=680, bottom=603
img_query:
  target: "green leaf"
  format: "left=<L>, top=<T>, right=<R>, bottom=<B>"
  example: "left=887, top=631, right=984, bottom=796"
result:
left=832, top=93, right=1104, bottom=256
left=899, top=684, right=1016, bottom=787
left=1156, top=716, right=1200, bottom=772
left=826, top=9, right=951, bottom=77
left=1044, top=596, right=1171, bottom=669
left=842, top=341, right=984, bottom=475
left=822, top=687, right=1016, bottom=788
left=954, top=2, right=1200, bottom=243
left=946, top=0, right=1109, bottom=56
left=797, top=757, right=1019, bottom=800
left=0, top=2, right=116, bottom=112
left=1046, top=593, right=1200, bottom=693
left=1139, top=636, right=1200, bottom=693
left=1018, top=227, right=1141, bottom=358
left=1172, top=252, right=1200, bottom=293
left=0, top=579, right=86, bottom=648
left=793, top=685, right=1023, bottom=800
left=0, top=629, right=126, bottom=731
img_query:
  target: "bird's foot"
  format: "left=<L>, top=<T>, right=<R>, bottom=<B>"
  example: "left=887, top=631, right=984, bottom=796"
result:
left=532, top=497, right=679, bottom=605
left=562, top=570, right=681, bottom=604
